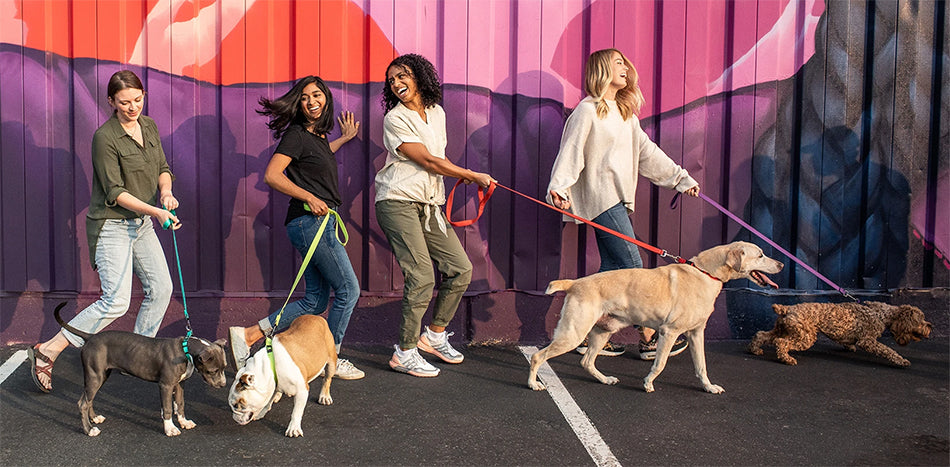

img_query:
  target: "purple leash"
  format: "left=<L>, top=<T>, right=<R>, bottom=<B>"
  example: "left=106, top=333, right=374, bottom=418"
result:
left=686, top=193, right=858, bottom=302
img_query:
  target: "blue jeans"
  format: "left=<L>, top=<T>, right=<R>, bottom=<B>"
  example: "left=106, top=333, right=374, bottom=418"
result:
left=258, top=213, right=360, bottom=345
left=63, top=216, right=173, bottom=346
left=593, top=203, right=643, bottom=272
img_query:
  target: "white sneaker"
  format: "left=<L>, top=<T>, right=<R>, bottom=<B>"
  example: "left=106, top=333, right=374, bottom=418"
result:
left=334, top=358, right=365, bottom=380
left=389, top=346, right=440, bottom=377
left=417, top=327, right=464, bottom=364
left=229, top=327, right=249, bottom=368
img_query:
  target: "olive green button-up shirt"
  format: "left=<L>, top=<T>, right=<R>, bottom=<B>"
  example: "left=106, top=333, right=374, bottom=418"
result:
left=85, top=113, right=174, bottom=267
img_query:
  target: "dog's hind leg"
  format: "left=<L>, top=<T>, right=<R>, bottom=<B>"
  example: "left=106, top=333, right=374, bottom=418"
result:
left=528, top=338, right=578, bottom=391
left=856, top=338, right=910, bottom=367
left=317, top=358, right=334, bottom=406
left=580, top=327, right=619, bottom=385
left=79, top=360, right=107, bottom=436
left=527, top=300, right=594, bottom=391
left=172, top=384, right=196, bottom=430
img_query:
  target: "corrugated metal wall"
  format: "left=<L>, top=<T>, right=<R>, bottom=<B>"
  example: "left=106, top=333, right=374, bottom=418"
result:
left=1, top=0, right=946, bottom=310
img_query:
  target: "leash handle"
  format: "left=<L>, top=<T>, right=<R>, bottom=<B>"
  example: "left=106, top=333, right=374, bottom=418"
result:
left=445, top=179, right=496, bottom=227
left=696, top=193, right=856, bottom=301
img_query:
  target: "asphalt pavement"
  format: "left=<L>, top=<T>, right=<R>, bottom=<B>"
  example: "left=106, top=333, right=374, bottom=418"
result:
left=1, top=337, right=948, bottom=466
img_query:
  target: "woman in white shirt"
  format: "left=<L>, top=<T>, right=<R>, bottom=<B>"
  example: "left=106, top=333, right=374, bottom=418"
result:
left=375, top=54, right=494, bottom=378
left=547, top=48, right=700, bottom=360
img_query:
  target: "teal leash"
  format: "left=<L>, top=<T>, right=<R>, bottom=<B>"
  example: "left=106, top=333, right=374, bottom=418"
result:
left=164, top=209, right=193, bottom=363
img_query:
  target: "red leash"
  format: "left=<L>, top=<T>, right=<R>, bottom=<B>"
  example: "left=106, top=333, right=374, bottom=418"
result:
left=444, top=179, right=720, bottom=280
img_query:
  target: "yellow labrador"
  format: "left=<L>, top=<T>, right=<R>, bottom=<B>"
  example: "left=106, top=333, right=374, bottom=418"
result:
left=528, top=241, right=783, bottom=394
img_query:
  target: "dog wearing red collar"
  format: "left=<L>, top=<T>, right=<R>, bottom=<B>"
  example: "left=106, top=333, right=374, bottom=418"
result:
left=528, top=241, right=783, bottom=394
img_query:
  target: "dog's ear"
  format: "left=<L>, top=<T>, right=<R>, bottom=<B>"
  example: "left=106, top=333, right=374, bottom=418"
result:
left=213, top=338, right=227, bottom=348
left=239, top=372, right=255, bottom=389
left=726, top=247, right=744, bottom=272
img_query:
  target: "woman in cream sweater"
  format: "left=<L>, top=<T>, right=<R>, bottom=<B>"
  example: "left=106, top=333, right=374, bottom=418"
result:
left=547, top=48, right=700, bottom=360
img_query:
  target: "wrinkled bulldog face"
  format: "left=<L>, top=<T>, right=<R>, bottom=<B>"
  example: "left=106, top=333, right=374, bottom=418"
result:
left=228, top=358, right=274, bottom=425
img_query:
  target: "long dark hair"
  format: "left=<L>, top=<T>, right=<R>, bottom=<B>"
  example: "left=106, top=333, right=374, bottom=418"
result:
left=257, top=75, right=335, bottom=139
left=381, top=54, right=442, bottom=114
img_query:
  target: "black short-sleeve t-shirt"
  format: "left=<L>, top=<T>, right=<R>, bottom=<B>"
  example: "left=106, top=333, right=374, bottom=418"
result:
left=274, top=124, right=343, bottom=224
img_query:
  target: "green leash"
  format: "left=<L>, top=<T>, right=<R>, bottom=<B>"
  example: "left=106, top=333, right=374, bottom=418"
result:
left=265, top=209, right=348, bottom=383
left=163, top=209, right=194, bottom=364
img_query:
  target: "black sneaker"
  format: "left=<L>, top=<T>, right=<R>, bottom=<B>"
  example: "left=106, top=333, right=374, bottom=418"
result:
left=638, top=335, right=688, bottom=361
left=575, top=338, right=626, bottom=356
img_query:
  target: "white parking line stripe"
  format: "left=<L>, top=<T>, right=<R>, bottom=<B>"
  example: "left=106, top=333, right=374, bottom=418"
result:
left=519, top=346, right=621, bottom=467
left=0, top=350, right=27, bottom=385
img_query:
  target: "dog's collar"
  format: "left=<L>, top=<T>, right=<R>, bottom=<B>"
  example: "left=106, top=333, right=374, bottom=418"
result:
left=684, top=260, right=723, bottom=283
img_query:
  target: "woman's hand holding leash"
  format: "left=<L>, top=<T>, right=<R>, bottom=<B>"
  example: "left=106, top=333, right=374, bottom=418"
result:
left=549, top=191, right=572, bottom=210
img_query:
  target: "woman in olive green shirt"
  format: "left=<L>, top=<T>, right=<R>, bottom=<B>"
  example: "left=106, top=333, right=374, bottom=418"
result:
left=29, top=70, right=181, bottom=393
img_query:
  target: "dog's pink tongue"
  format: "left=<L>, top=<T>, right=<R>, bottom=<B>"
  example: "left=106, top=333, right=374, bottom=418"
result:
left=755, top=271, right=779, bottom=288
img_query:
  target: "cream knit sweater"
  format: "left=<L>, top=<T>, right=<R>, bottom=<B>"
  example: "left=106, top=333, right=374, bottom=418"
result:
left=546, top=96, right=698, bottom=223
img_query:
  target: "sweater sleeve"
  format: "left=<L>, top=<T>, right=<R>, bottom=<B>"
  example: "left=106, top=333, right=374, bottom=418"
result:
left=634, top=120, right=698, bottom=192
left=546, top=106, right=593, bottom=204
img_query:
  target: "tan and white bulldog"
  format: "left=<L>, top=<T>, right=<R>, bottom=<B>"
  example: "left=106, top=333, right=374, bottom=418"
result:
left=228, top=315, right=336, bottom=437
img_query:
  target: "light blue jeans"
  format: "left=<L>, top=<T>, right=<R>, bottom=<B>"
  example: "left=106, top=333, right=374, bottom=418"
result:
left=63, top=216, right=173, bottom=346
left=258, top=213, right=360, bottom=345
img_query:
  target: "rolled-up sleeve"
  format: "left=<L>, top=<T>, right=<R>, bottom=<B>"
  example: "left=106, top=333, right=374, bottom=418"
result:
left=383, top=114, right=423, bottom=157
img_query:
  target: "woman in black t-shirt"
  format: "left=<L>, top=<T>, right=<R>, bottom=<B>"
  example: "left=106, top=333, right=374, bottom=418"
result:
left=229, top=76, right=365, bottom=380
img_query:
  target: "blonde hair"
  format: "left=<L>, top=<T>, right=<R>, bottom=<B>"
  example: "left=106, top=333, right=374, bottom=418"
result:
left=584, top=48, right=644, bottom=120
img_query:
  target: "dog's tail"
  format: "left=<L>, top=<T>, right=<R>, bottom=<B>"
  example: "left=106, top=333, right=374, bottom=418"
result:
left=53, top=302, right=93, bottom=341
left=772, top=304, right=790, bottom=316
left=545, top=279, right=574, bottom=295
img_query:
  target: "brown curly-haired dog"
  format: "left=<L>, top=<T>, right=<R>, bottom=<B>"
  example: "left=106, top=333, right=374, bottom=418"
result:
left=748, top=302, right=932, bottom=367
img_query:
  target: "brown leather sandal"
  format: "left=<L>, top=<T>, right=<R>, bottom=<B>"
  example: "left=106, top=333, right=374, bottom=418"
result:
left=28, top=345, right=53, bottom=393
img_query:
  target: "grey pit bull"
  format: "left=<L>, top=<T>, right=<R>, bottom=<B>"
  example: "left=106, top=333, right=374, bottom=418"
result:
left=53, top=302, right=228, bottom=437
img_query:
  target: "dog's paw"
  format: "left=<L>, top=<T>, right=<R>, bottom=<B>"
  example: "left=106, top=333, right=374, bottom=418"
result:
left=164, top=419, right=182, bottom=437
left=285, top=423, right=303, bottom=438
left=178, top=416, right=196, bottom=430
left=895, top=358, right=911, bottom=367
left=601, top=376, right=619, bottom=385
left=643, top=381, right=655, bottom=393
left=92, top=415, right=105, bottom=424
left=88, top=427, right=101, bottom=437
left=318, top=394, right=333, bottom=405
left=272, top=392, right=283, bottom=404
left=704, top=383, right=725, bottom=394
left=748, top=346, right=763, bottom=355
left=528, top=381, right=546, bottom=391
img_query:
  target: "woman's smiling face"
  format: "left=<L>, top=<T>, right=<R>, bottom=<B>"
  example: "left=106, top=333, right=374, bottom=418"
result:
left=387, top=65, right=418, bottom=106
left=299, top=82, right=327, bottom=124
left=109, top=88, right=145, bottom=124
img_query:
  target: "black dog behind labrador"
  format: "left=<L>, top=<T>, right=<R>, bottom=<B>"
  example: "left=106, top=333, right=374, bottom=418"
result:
left=53, top=302, right=227, bottom=437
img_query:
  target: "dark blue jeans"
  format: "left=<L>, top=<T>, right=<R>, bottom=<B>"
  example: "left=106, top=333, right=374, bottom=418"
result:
left=259, top=212, right=360, bottom=345
left=592, top=202, right=643, bottom=272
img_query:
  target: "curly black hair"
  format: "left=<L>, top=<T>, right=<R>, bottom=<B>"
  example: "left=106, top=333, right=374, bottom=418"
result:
left=257, top=75, right=335, bottom=139
left=381, top=54, right=442, bottom=114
